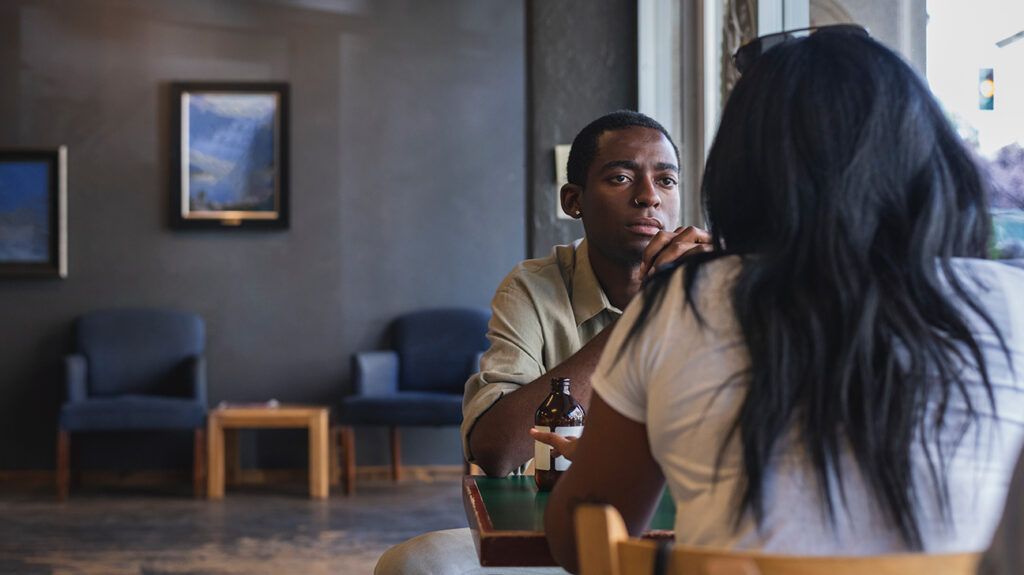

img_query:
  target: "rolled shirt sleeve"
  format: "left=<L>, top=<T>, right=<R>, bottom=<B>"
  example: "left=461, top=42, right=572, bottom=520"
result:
left=460, top=240, right=618, bottom=466
left=461, top=277, right=547, bottom=462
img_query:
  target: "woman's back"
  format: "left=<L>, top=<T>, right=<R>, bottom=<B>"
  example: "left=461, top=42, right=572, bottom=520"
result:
left=594, top=256, right=1024, bottom=553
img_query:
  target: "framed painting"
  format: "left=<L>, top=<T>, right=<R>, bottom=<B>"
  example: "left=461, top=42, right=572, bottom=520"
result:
left=0, top=147, right=68, bottom=279
left=170, top=82, right=289, bottom=229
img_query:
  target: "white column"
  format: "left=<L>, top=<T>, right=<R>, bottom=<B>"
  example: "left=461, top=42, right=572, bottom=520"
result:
left=638, top=0, right=681, bottom=145
left=759, top=0, right=809, bottom=34
left=700, top=0, right=721, bottom=160
left=784, top=0, right=810, bottom=30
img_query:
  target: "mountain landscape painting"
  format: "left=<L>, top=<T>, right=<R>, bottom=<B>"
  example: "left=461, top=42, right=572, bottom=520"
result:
left=186, top=92, right=279, bottom=214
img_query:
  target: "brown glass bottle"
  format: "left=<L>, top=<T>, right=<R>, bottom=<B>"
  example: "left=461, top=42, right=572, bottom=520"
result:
left=534, top=377, right=585, bottom=491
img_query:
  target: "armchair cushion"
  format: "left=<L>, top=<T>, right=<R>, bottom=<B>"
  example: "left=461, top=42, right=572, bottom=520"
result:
left=394, top=308, right=490, bottom=394
left=59, top=395, right=205, bottom=431
left=76, top=309, right=205, bottom=398
left=339, top=392, right=462, bottom=427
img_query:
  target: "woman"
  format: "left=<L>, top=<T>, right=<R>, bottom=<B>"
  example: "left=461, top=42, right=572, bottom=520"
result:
left=544, top=29, right=1024, bottom=572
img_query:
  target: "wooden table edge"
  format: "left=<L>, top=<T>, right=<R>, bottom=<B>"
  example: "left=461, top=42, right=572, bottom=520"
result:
left=212, top=406, right=328, bottom=414
left=463, top=475, right=489, bottom=563
left=461, top=475, right=675, bottom=567
left=463, top=476, right=495, bottom=531
left=462, top=476, right=558, bottom=567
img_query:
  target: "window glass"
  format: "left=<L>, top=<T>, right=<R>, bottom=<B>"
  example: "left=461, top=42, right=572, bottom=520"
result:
left=928, top=0, right=1024, bottom=258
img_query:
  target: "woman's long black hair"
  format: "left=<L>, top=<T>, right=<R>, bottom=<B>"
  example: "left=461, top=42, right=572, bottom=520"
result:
left=627, top=32, right=1004, bottom=547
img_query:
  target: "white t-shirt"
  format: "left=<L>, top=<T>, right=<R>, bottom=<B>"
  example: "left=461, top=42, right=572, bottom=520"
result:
left=592, top=256, right=1024, bottom=554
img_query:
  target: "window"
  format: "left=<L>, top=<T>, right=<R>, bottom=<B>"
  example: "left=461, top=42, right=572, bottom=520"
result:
left=927, top=0, right=1024, bottom=257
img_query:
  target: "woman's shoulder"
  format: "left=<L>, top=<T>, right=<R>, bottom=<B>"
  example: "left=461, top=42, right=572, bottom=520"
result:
left=950, top=257, right=1024, bottom=290
left=645, top=255, right=745, bottom=327
left=952, top=257, right=1024, bottom=272
left=666, top=254, right=743, bottom=295
left=950, top=258, right=1024, bottom=341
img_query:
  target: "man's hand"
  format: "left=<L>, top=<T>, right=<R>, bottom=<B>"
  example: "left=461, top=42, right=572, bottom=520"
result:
left=529, top=427, right=580, bottom=462
left=639, top=225, right=713, bottom=278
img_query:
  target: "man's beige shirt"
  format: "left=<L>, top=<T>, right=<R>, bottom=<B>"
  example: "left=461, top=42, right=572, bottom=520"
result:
left=461, top=239, right=622, bottom=462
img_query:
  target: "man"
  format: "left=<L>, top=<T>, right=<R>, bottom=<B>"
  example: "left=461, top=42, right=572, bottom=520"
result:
left=464, top=110, right=709, bottom=477
left=375, top=110, right=709, bottom=575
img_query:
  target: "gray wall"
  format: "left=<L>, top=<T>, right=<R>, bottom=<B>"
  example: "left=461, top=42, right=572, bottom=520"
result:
left=527, top=0, right=638, bottom=258
left=0, top=0, right=525, bottom=469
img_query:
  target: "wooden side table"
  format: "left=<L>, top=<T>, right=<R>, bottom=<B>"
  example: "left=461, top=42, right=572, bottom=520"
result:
left=207, top=405, right=330, bottom=499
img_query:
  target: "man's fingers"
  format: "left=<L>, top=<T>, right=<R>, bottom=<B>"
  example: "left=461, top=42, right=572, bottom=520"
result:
left=530, top=428, right=572, bottom=450
left=645, top=243, right=712, bottom=277
left=640, top=229, right=689, bottom=277
left=651, top=242, right=713, bottom=269
left=685, top=243, right=714, bottom=257
left=676, top=225, right=712, bottom=244
left=641, top=230, right=678, bottom=271
left=642, top=226, right=713, bottom=278
left=529, top=428, right=580, bottom=461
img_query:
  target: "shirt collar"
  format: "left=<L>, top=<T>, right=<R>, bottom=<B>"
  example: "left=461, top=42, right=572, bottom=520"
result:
left=571, top=238, right=622, bottom=327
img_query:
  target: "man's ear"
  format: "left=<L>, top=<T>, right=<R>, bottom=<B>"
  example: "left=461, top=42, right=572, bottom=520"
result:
left=560, top=183, right=583, bottom=219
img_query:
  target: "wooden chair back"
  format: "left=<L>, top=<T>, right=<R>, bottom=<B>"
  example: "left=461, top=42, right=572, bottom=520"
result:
left=575, top=504, right=979, bottom=575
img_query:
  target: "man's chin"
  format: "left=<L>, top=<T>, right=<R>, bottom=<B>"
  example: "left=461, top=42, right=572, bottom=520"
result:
left=628, top=235, right=654, bottom=256
left=587, top=236, right=646, bottom=267
left=613, top=242, right=647, bottom=267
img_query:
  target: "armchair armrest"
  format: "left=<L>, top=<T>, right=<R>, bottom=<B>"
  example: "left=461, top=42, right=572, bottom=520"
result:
left=351, top=351, right=400, bottom=396
left=183, top=354, right=208, bottom=406
left=64, top=354, right=88, bottom=403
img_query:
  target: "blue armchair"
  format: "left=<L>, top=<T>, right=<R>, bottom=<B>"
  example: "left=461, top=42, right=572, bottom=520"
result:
left=57, top=308, right=208, bottom=499
left=336, top=307, right=490, bottom=494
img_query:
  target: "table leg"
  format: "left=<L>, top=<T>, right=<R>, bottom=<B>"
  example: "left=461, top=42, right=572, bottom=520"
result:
left=308, top=411, right=329, bottom=499
left=193, top=428, right=206, bottom=497
left=207, top=416, right=225, bottom=499
left=341, top=425, right=355, bottom=496
left=329, top=426, right=340, bottom=487
left=390, top=426, right=402, bottom=482
left=56, top=430, right=70, bottom=501
left=225, top=429, right=241, bottom=486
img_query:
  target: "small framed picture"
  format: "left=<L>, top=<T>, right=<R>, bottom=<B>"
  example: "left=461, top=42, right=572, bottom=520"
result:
left=0, top=147, right=68, bottom=279
left=170, top=82, right=289, bottom=229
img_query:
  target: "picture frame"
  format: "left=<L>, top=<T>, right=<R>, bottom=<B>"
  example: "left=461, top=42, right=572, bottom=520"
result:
left=170, top=82, right=289, bottom=229
left=0, top=147, right=68, bottom=279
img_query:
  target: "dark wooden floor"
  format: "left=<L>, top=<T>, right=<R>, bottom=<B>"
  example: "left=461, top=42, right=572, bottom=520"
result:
left=0, top=478, right=466, bottom=574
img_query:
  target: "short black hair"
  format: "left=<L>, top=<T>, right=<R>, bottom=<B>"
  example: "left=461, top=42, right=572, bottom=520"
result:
left=566, top=110, right=680, bottom=187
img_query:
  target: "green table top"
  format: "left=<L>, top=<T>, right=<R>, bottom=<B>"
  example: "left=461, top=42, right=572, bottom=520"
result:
left=472, top=476, right=675, bottom=532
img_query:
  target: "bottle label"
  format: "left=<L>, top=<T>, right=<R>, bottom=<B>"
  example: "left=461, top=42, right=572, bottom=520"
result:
left=533, top=425, right=583, bottom=472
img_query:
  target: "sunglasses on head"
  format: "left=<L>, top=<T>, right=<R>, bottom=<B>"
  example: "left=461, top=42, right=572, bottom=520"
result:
left=732, top=24, right=870, bottom=75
